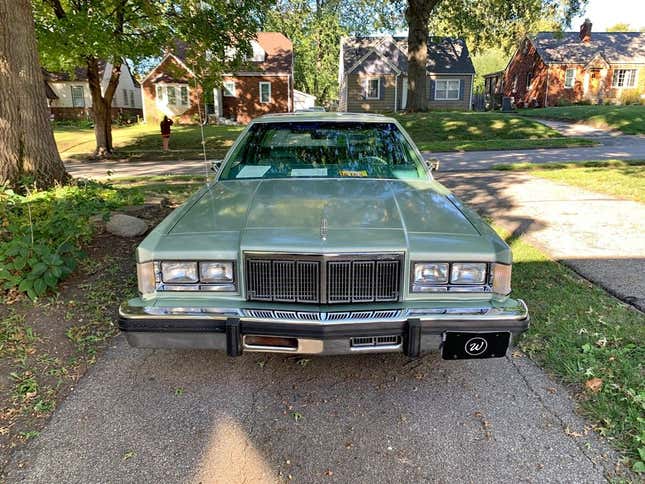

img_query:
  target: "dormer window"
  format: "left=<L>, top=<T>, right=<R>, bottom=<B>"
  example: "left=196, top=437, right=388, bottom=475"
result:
left=251, top=41, right=265, bottom=62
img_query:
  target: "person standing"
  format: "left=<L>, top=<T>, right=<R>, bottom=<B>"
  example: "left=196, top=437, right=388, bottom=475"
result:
left=160, top=115, right=173, bottom=151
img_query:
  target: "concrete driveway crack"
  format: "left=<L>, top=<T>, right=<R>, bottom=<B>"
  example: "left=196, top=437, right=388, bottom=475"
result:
left=506, top=354, right=610, bottom=481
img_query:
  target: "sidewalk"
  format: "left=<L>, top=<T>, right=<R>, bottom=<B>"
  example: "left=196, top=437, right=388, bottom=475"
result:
left=438, top=170, right=645, bottom=311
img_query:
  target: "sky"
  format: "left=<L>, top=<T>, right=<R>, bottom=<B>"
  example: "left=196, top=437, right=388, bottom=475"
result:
left=571, top=0, right=645, bottom=31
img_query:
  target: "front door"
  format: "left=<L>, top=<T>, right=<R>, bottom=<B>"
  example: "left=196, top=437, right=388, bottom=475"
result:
left=589, top=69, right=601, bottom=97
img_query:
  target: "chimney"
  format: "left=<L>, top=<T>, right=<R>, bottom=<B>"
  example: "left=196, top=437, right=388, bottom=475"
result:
left=579, top=18, right=592, bottom=43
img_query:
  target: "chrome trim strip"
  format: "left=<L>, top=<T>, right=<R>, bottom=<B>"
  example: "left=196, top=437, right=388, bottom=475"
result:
left=120, top=299, right=529, bottom=324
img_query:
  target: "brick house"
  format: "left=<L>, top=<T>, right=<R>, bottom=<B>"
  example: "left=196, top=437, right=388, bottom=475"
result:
left=497, top=20, right=645, bottom=107
left=43, top=61, right=142, bottom=121
left=338, top=36, right=475, bottom=112
left=142, top=32, right=294, bottom=125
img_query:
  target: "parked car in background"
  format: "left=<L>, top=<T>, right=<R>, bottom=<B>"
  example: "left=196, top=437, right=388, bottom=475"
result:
left=119, top=112, right=529, bottom=359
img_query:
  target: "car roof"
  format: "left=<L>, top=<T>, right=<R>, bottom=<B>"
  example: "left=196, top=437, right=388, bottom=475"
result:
left=250, top=112, right=398, bottom=124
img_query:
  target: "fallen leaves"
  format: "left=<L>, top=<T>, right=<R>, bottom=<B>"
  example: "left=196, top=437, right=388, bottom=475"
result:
left=585, top=377, right=603, bottom=393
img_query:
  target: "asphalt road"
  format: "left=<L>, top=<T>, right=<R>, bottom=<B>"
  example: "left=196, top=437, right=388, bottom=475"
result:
left=7, top=336, right=619, bottom=483
left=63, top=135, right=645, bottom=179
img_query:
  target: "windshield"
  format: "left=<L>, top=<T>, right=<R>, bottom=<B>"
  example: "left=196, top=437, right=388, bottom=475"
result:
left=219, top=122, right=427, bottom=181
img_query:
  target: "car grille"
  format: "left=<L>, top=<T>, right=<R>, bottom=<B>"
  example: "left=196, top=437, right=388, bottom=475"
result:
left=245, top=254, right=402, bottom=304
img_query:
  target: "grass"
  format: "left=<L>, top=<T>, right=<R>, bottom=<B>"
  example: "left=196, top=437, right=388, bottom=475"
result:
left=54, top=111, right=596, bottom=161
left=520, top=105, right=645, bottom=135
left=54, top=123, right=243, bottom=161
left=505, top=229, right=645, bottom=473
left=492, top=160, right=645, bottom=203
left=392, top=112, right=594, bottom=152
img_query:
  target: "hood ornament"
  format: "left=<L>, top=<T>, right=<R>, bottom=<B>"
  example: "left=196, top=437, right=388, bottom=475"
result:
left=320, top=217, right=328, bottom=240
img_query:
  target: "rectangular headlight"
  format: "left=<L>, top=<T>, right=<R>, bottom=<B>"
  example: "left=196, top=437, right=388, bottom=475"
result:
left=450, top=263, right=487, bottom=285
left=199, top=261, right=234, bottom=283
left=161, top=261, right=198, bottom=283
left=413, top=262, right=449, bottom=285
left=492, top=263, right=512, bottom=295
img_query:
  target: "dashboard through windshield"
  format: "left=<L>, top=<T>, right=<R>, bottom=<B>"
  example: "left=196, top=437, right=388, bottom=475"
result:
left=219, top=121, right=427, bottom=181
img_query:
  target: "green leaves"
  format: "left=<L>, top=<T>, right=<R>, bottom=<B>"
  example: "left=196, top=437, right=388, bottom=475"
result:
left=0, top=181, right=143, bottom=299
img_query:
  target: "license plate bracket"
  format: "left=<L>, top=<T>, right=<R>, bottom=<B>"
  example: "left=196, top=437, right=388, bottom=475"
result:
left=441, top=331, right=510, bottom=359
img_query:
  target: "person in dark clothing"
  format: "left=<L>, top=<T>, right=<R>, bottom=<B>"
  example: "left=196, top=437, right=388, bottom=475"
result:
left=160, top=115, right=173, bottom=151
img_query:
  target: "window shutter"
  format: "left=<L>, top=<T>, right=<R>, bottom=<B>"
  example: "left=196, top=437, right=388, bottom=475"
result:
left=429, top=79, right=435, bottom=100
left=459, top=79, right=464, bottom=101
left=361, top=79, right=367, bottom=99
left=379, top=77, right=384, bottom=100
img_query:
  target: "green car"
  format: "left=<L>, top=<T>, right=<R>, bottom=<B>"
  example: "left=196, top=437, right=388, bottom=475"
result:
left=119, top=113, right=529, bottom=358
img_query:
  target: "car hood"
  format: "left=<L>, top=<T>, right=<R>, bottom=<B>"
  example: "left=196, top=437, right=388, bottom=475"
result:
left=168, top=179, right=479, bottom=248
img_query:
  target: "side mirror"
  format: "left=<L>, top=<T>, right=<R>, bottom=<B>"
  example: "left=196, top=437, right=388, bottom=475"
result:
left=210, top=160, right=223, bottom=172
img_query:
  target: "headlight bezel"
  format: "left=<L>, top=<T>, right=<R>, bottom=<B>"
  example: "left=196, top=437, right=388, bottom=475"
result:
left=144, top=260, right=238, bottom=292
left=411, top=261, right=500, bottom=293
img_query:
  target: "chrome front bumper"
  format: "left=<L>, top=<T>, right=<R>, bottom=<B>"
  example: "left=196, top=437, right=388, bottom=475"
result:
left=118, top=299, right=529, bottom=358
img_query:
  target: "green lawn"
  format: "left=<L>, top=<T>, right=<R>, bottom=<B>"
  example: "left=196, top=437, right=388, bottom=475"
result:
left=492, top=160, right=645, bottom=203
left=55, top=123, right=243, bottom=161
left=506, top=229, right=645, bottom=473
left=520, top=105, right=645, bottom=135
left=55, top=111, right=595, bottom=161
left=392, top=112, right=594, bottom=151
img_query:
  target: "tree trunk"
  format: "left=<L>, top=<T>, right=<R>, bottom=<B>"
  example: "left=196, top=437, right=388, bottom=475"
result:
left=405, top=0, right=440, bottom=112
left=87, top=57, right=121, bottom=157
left=0, top=0, right=68, bottom=189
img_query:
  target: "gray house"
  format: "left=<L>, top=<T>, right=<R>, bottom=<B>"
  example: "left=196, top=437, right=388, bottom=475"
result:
left=338, top=35, right=475, bottom=112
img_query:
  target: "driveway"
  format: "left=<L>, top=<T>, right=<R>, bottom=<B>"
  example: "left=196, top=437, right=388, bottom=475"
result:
left=7, top=338, right=619, bottom=483
left=437, top=170, right=645, bottom=311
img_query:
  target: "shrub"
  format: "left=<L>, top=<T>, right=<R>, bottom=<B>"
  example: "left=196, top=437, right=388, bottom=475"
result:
left=0, top=182, right=142, bottom=299
left=619, top=89, right=643, bottom=105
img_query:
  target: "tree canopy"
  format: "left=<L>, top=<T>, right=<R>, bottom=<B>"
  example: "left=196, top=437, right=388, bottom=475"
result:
left=33, top=0, right=271, bottom=154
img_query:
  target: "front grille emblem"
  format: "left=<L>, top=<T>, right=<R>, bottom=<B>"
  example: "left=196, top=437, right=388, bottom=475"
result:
left=320, top=217, right=328, bottom=240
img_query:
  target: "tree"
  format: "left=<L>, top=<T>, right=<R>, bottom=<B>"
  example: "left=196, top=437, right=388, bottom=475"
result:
left=33, top=0, right=271, bottom=156
left=403, top=0, right=588, bottom=111
left=266, top=1, right=346, bottom=104
left=606, top=23, right=631, bottom=32
left=0, top=0, right=68, bottom=189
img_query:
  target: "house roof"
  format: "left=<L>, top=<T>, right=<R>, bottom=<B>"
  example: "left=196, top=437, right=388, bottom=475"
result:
left=42, top=60, right=141, bottom=87
left=530, top=32, right=645, bottom=64
left=44, top=81, right=58, bottom=99
left=165, top=32, right=293, bottom=77
left=342, top=36, right=475, bottom=75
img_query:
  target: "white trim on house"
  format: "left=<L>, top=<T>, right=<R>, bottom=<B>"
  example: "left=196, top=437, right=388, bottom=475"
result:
left=259, top=81, right=271, bottom=103
left=155, top=83, right=190, bottom=107
left=434, top=79, right=461, bottom=100
left=564, top=68, right=576, bottom=89
left=469, top=74, right=474, bottom=110
left=611, top=68, right=638, bottom=88
left=363, top=77, right=380, bottom=99
left=223, top=80, right=236, bottom=97
left=141, top=53, right=196, bottom=83
left=222, top=72, right=292, bottom=77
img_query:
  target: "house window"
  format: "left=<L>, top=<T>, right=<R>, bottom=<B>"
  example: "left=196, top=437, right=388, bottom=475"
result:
left=364, top=78, right=380, bottom=99
left=564, top=68, right=576, bottom=89
left=223, top=80, right=236, bottom=97
left=435, top=79, right=460, bottom=100
left=123, top=88, right=129, bottom=106
left=129, top=90, right=135, bottom=107
left=71, top=86, right=85, bottom=108
left=180, top=86, right=189, bottom=105
left=156, top=85, right=163, bottom=100
left=167, top=86, right=177, bottom=105
left=612, top=69, right=637, bottom=88
left=259, top=82, right=271, bottom=103
left=526, top=72, right=533, bottom=89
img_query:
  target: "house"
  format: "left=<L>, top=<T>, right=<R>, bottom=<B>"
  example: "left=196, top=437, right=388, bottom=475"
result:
left=44, top=61, right=142, bottom=121
left=294, top=89, right=317, bottom=111
left=498, top=20, right=645, bottom=107
left=483, top=70, right=504, bottom=109
left=142, top=32, right=294, bottom=125
left=338, top=35, right=475, bottom=112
